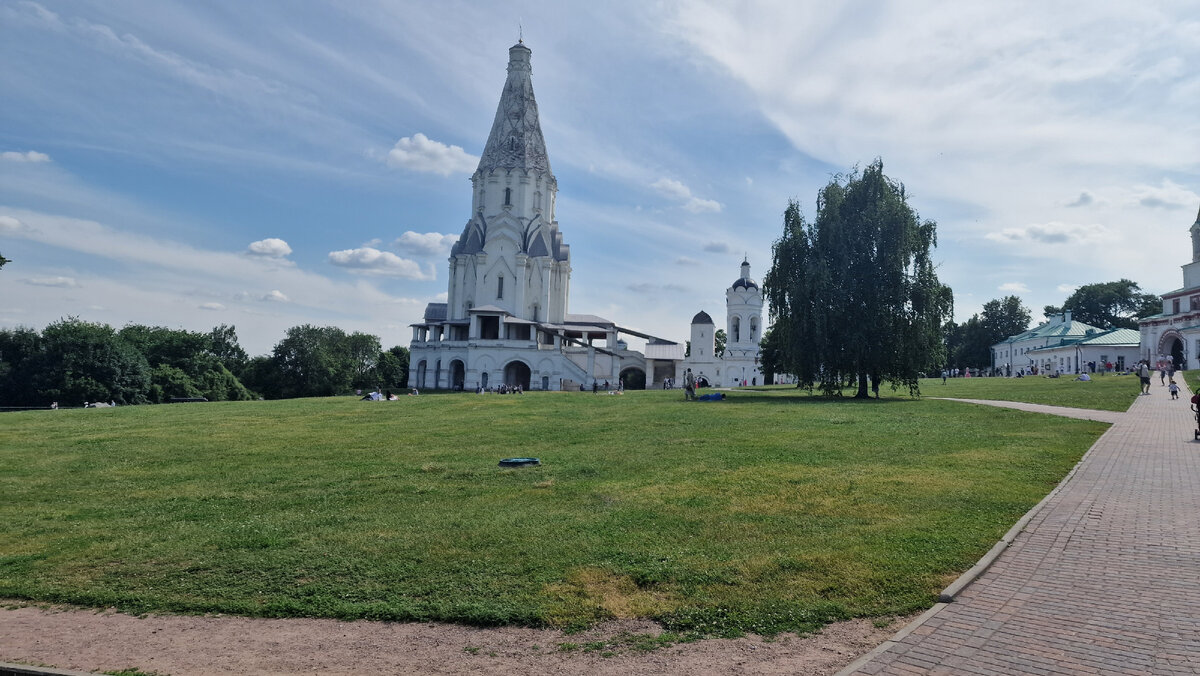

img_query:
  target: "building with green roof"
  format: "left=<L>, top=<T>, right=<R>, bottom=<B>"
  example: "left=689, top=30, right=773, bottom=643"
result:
left=991, top=311, right=1104, bottom=375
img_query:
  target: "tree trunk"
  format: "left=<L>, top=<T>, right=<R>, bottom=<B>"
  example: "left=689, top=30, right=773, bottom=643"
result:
left=855, top=372, right=869, bottom=398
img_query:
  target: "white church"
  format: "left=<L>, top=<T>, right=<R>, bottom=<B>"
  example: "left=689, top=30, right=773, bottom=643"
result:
left=407, top=41, right=761, bottom=391
left=1138, top=204, right=1200, bottom=369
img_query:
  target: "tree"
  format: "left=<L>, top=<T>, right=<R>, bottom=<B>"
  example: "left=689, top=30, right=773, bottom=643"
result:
left=207, top=324, right=249, bottom=374
left=980, top=296, right=1031, bottom=342
left=758, top=326, right=784, bottom=385
left=0, top=252, right=9, bottom=270
left=376, top=345, right=410, bottom=389
left=118, top=324, right=253, bottom=402
left=714, top=329, right=727, bottom=359
left=268, top=325, right=385, bottom=398
left=1049, top=280, right=1159, bottom=329
left=30, top=318, right=150, bottom=406
left=764, top=159, right=953, bottom=398
left=946, top=296, right=1032, bottom=370
left=0, top=327, right=42, bottom=406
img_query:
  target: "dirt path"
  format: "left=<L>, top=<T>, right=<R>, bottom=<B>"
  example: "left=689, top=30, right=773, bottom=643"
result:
left=1, top=602, right=909, bottom=675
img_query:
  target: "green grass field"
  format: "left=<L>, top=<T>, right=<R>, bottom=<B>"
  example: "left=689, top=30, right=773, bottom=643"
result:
left=916, top=373, right=1143, bottom=411
left=0, top=387, right=1116, bottom=637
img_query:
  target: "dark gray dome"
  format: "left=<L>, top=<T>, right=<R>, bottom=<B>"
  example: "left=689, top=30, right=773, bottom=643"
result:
left=732, top=277, right=759, bottom=291
left=691, top=310, right=714, bottom=325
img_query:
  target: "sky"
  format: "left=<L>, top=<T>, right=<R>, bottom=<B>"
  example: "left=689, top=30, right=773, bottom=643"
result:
left=2, top=1, right=1198, bottom=356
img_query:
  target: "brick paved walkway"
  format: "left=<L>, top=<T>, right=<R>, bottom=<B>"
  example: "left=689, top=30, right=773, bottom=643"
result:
left=847, top=383, right=1200, bottom=675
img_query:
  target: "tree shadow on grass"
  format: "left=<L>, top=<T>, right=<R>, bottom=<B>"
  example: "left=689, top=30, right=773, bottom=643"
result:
left=705, top=392, right=920, bottom=406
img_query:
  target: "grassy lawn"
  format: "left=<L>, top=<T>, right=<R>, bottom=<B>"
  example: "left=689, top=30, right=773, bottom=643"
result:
left=0, top=389, right=1106, bottom=637
left=915, top=373, right=1143, bottom=412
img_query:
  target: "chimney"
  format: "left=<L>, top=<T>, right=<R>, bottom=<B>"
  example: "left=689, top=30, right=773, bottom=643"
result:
left=1064, top=310, right=1072, bottom=324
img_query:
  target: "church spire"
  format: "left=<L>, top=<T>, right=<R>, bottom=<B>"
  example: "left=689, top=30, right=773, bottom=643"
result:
left=1191, top=202, right=1200, bottom=263
left=476, top=42, right=551, bottom=175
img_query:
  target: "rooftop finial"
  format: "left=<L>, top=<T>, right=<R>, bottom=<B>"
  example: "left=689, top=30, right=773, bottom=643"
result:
left=518, top=22, right=523, bottom=44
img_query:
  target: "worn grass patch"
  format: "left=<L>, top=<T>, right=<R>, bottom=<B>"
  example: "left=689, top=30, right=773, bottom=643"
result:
left=0, top=389, right=1105, bottom=636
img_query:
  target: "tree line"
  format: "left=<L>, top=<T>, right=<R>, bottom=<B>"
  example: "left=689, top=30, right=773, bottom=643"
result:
left=0, top=319, right=409, bottom=408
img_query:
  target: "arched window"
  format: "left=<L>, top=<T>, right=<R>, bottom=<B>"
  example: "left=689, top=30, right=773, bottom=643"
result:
left=497, top=275, right=504, bottom=299
left=504, top=187, right=512, bottom=206
left=750, top=316, right=759, bottom=342
left=732, top=316, right=741, bottom=343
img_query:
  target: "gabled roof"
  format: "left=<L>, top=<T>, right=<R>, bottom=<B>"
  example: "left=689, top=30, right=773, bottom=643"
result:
left=1027, top=327, right=1141, bottom=353
left=1076, top=328, right=1141, bottom=346
left=565, top=313, right=614, bottom=326
left=691, top=310, right=714, bottom=325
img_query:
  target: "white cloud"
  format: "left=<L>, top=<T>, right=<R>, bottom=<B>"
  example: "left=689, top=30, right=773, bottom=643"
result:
left=199, top=302, right=226, bottom=310
left=24, top=276, right=79, bottom=288
left=246, top=237, right=292, bottom=257
left=649, top=178, right=722, bottom=213
left=386, top=133, right=478, bottom=176
left=0, top=215, right=25, bottom=233
left=650, top=178, right=692, bottom=201
left=328, top=247, right=434, bottom=279
left=998, top=282, right=1029, bottom=293
left=675, top=256, right=700, bottom=265
left=703, top=242, right=732, bottom=254
left=985, top=221, right=1110, bottom=246
left=683, top=197, right=722, bottom=214
left=1057, top=284, right=1078, bottom=293
left=262, top=290, right=289, bottom=303
left=393, top=231, right=458, bottom=257
left=1127, top=179, right=1200, bottom=210
left=1, top=150, right=51, bottom=163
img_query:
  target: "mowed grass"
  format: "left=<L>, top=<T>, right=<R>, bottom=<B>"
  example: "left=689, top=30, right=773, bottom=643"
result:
left=917, top=373, right=1143, bottom=412
left=0, top=389, right=1107, bottom=636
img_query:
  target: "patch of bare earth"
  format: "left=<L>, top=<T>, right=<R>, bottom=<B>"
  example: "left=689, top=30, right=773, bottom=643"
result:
left=0, top=602, right=912, bottom=675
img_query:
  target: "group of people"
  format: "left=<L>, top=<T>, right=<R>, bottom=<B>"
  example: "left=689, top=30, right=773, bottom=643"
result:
left=1135, top=360, right=1181, bottom=398
left=478, top=384, right=523, bottom=394
left=359, top=388, right=417, bottom=400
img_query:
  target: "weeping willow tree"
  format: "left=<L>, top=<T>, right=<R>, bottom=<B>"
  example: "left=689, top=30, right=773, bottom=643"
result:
left=764, top=160, right=953, bottom=398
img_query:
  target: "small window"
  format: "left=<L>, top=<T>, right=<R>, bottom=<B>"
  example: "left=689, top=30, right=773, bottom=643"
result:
left=1173, top=298, right=1181, bottom=314
left=497, top=275, right=504, bottom=299
left=504, top=188, right=512, bottom=206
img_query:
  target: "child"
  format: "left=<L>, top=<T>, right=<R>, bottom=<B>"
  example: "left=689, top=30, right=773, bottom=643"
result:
left=1168, top=379, right=1179, bottom=400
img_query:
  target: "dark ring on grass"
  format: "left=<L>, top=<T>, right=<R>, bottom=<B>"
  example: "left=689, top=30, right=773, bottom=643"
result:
left=498, top=458, right=541, bottom=468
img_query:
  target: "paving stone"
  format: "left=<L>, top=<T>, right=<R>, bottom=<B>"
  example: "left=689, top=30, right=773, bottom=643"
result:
left=850, top=383, right=1200, bottom=675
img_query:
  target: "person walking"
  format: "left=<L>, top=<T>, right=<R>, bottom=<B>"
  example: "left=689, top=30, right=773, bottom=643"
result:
left=1137, top=360, right=1152, bottom=395
left=683, top=368, right=696, bottom=401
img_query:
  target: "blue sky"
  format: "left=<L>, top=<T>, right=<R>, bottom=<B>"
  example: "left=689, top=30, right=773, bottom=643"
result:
left=2, top=1, right=1198, bottom=355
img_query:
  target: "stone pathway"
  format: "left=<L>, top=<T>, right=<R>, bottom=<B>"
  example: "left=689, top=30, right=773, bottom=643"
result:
left=845, top=383, right=1200, bottom=675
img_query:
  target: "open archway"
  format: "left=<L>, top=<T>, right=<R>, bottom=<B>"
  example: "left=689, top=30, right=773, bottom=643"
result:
left=415, top=360, right=427, bottom=389
left=619, top=367, right=646, bottom=390
left=504, top=360, right=531, bottom=390
left=1158, top=330, right=1187, bottom=370
left=449, top=360, right=465, bottom=391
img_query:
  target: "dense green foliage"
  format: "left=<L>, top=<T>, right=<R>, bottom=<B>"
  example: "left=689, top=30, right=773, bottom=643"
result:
left=945, top=296, right=1032, bottom=369
left=0, top=389, right=1105, bottom=636
left=1043, top=279, right=1160, bottom=329
left=238, top=325, right=409, bottom=399
left=0, top=320, right=410, bottom=407
left=765, top=160, right=954, bottom=397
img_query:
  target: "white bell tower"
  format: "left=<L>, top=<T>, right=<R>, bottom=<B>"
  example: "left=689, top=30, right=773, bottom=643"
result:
left=724, top=258, right=763, bottom=386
